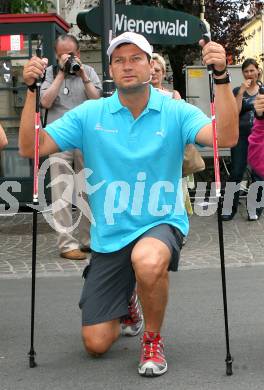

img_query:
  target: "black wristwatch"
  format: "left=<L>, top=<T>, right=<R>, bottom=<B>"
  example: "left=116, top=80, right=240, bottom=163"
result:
left=27, top=82, right=37, bottom=92
left=213, top=72, right=231, bottom=85
left=213, top=66, right=227, bottom=76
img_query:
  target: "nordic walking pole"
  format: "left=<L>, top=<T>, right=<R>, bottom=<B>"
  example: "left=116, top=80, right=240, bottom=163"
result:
left=28, top=42, right=42, bottom=369
left=202, top=24, right=233, bottom=376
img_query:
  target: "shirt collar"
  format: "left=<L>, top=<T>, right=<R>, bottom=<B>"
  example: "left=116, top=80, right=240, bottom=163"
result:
left=108, top=85, right=164, bottom=114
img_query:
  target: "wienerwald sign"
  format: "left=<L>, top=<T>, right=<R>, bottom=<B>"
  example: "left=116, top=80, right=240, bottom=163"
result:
left=77, top=5, right=206, bottom=45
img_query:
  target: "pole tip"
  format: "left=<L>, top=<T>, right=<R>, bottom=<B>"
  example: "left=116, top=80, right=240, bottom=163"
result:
left=28, top=350, right=37, bottom=368
left=29, top=356, right=37, bottom=368
left=226, top=359, right=233, bottom=376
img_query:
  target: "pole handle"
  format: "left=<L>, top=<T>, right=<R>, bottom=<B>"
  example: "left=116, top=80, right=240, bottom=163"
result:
left=202, top=30, right=221, bottom=197
left=202, top=33, right=214, bottom=73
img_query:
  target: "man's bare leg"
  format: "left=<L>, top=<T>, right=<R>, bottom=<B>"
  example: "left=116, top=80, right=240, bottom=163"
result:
left=82, top=319, right=120, bottom=356
left=131, top=237, right=171, bottom=376
left=131, top=237, right=170, bottom=332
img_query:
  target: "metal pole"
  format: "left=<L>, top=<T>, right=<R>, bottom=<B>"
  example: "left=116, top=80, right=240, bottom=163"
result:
left=202, top=25, right=233, bottom=376
left=100, top=0, right=116, bottom=97
left=28, top=43, right=42, bottom=369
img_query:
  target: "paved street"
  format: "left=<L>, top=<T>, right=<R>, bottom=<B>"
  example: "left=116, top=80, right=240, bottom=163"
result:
left=1, top=199, right=264, bottom=389
left=2, top=268, right=264, bottom=390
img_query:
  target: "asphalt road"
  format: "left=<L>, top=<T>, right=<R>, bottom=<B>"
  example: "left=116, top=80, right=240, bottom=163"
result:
left=1, top=267, right=264, bottom=390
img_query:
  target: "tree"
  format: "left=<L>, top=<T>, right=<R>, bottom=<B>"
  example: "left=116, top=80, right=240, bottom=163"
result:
left=0, top=0, right=54, bottom=14
left=0, top=0, right=11, bottom=13
left=125, top=0, right=264, bottom=97
left=205, top=1, right=263, bottom=63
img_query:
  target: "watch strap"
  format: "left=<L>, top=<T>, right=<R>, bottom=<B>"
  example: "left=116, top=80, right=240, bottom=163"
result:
left=213, top=66, right=227, bottom=76
left=213, top=72, right=231, bottom=85
left=27, top=82, right=37, bottom=92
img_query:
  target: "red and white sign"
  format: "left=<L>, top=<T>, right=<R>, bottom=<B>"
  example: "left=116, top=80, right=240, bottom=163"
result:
left=0, top=35, right=24, bottom=51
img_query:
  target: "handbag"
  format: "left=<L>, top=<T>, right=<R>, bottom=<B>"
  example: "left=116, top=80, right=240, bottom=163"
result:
left=182, top=144, right=205, bottom=177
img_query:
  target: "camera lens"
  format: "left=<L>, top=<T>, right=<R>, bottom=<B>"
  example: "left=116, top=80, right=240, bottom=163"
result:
left=71, top=62, right=80, bottom=72
left=65, top=54, right=81, bottom=74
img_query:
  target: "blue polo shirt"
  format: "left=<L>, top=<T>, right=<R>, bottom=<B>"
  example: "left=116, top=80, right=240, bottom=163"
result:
left=45, top=86, right=211, bottom=253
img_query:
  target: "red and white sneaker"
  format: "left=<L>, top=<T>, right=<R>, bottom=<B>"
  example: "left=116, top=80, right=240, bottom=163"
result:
left=138, top=332, right=167, bottom=377
left=120, top=290, right=143, bottom=337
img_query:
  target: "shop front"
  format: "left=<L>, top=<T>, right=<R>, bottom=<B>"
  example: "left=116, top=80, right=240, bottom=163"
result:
left=0, top=13, right=70, bottom=208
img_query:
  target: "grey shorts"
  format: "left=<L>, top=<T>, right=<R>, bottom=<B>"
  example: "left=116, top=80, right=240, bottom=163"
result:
left=79, top=224, right=184, bottom=326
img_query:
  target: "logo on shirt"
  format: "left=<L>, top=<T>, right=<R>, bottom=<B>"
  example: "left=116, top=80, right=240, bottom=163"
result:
left=155, top=129, right=165, bottom=137
left=95, top=123, right=118, bottom=134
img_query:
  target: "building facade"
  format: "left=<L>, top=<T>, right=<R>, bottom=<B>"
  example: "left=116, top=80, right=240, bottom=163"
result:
left=0, top=1, right=102, bottom=207
left=241, top=12, right=264, bottom=68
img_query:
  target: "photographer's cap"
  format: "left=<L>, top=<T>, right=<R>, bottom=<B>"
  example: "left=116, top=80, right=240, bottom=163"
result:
left=107, top=32, right=153, bottom=58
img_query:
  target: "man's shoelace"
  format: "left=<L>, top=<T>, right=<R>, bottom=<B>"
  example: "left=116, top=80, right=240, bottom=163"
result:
left=143, top=337, right=164, bottom=360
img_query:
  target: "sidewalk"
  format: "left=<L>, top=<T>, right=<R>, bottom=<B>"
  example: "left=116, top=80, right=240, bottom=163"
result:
left=0, top=199, right=264, bottom=278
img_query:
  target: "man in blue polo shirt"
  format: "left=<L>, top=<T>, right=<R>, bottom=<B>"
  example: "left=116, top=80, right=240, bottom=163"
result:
left=19, top=32, right=238, bottom=377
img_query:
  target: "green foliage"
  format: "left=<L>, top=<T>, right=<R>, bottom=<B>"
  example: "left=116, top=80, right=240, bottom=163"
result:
left=129, top=0, right=263, bottom=62
left=204, top=0, right=262, bottom=62
left=126, top=0, right=264, bottom=96
left=10, top=0, right=54, bottom=13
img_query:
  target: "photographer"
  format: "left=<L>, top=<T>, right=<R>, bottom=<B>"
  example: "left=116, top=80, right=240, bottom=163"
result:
left=40, top=34, right=102, bottom=260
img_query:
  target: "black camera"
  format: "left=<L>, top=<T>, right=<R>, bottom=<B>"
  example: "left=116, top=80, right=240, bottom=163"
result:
left=259, top=85, right=264, bottom=95
left=64, top=53, right=80, bottom=74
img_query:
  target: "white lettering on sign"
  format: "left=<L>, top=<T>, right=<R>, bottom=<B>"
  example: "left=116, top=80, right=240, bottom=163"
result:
left=115, top=14, right=188, bottom=37
left=127, top=19, right=136, bottom=30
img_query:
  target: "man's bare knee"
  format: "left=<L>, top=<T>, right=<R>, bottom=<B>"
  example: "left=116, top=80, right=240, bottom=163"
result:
left=82, top=320, right=120, bottom=356
left=83, top=334, right=112, bottom=356
left=132, top=240, right=170, bottom=284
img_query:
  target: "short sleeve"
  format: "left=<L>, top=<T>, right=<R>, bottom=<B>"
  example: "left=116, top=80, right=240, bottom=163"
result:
left=177, top=100, right=211, bottom=145
left=40, top=66, right=54, bottom=96
left=233, top=86, right=240, bottom=97
left=86, top=66, right=102, bottom=90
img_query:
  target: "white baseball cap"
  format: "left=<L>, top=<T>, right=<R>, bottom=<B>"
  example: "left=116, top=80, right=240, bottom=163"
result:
left=107, top=32, right=153, bottom=58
